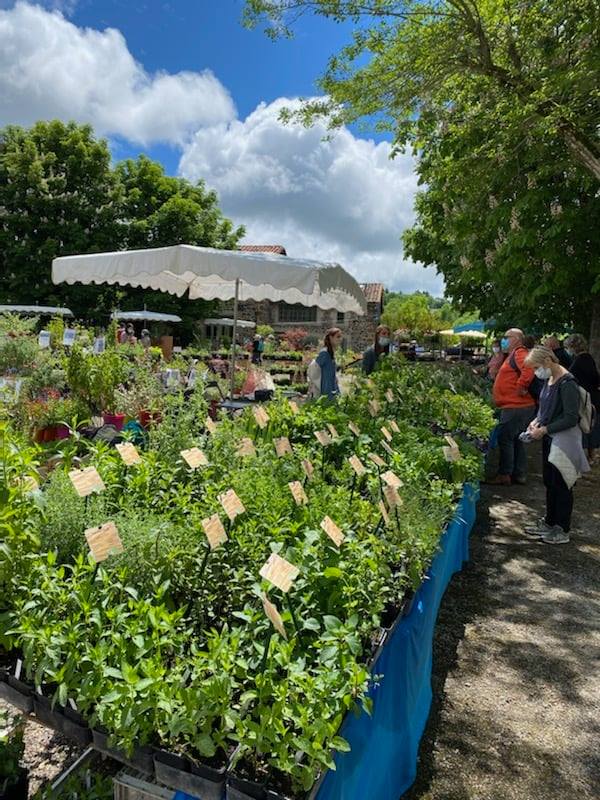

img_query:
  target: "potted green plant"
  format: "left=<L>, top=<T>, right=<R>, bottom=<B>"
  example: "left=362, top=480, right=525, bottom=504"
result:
left=0, top=709, right=28, bottom=800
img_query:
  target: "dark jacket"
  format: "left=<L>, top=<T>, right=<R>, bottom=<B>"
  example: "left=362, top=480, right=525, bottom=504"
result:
left=539, top=375, right=580, bottom=435
left=569, top=353, right=600, bottom=409
left=553, top=347, right=573, bottom=369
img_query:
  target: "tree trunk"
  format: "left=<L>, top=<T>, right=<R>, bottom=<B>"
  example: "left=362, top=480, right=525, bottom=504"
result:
left=561, top=127, right=600, bottom=183
left=589, top=296, right=600, bottom=367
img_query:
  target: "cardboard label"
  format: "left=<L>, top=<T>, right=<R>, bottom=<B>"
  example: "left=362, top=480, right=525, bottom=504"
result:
left=369, top=399, right=381, bottom=416
left=253, top=406, right=270, bottom=429
left=84, top=521, right=123, bottom=562
left=326, top=423, right=339, bottom=440
left=202, top=514, right=228, bottom=550
left=62, top=328, right=76, bottom=347
left=237, top=437, right=257, bottom=457
left=314, top=430, right=332, bottom=447
left=288, top=399, right=300, bottom=415
left=274, top=437, right=293, bottom=457
left=259, top=552, right=300, bottom=593
left=288, top=480, right=308, bottom=506
left=218, top=489, right=245, bottom=521
left=116, top=442, right=141, bottom=466
left=383, top=485, right=403, bottom=509
left=389, top=420, right=400, bottom=434
left=381, top=441, right=395, bottom=456
left=348, top=455, right=367, bottom=476
left=69, top=466, right=105, bottom=497
left=443, top=446, right=460, bottom=462
left=381, top=426, right=392, bottom=442
left=180, top=447, right=208, bottom=469
left=320, top=516, right=344, bottom=547
left=444, top=434, right=459, bottom=450
left=348, top=422, right=361, bottom=437
left=261, top=593, right=287, bottom=639
left=205, top=417, right=217, bottom=435
left=385, top=389, right=395, bottom=403
left=381, top=470, right=403, bottom=489
left=378, top=500, right=391, bottom=526
left=368, top=452, right=386, bottom=468
left=301, top=459, right=314, bottom=481
left=38, top=330, right=50, bottom=349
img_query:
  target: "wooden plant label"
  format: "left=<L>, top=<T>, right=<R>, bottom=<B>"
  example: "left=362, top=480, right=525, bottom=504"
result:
left=385, top=389, right=395, bottom=403
left=253, top=406, right=270, bottom=429
left=274, top=437, right=293, bottom=457
left=381, top=441, right=395, bottom=456
left=348, top=455, right=367, bottom=476
left=84, top=522, right=123, bottom=562
left=320, top=516, right=344, bottom=547
left=444, top=434, right=459, bottom=451
left=314, top=429, right=332, bottom=447
left=202, top=514, right=228, bottom=550
left=389, top=420, right=400, bottom=434
left=348, top=422, right=361, bottom=437
left=384, top=485, right=403, bottom=509
left=302, top=459, right=314, bottom=481
left=205, top=417, right=217, bottom=435
left=180, top=447, right=208, bottom=469
left=69, top=466, right=105, bottom=497
left=237, top=437, right=257, bottom=457
left=20, top=476, right=39, bottom=493
left=368, top=452, right=386, bottom=468
left=259, top=553, right=300, bottom=593
left=288, top=399, right=300, bottom=415
left=261, top=593, right=287, bottom=639
left=378, top=500, right=391, bottom=526
left=381, top=470, right=403, bottom=489
left=288, top=480, right=308, bottom=506
left=326, top=423, right=339, bottom=440
left=369, top=399, right=381, bottom=416
left=116, top=443, right=141, bottom=466
left=443, top=446, right=460, bottom=463
left=218, top=489, right=245, bottom=521
left=381, top=426, right=392, bottom=442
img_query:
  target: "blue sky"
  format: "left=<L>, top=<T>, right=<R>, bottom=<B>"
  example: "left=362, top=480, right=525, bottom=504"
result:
left=0, top=0, right=443, bottom=294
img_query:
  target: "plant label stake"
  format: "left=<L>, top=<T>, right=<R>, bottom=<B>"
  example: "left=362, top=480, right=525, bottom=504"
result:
left=180, top=447, right=209, bottom=469
left=116, top=443, right=142, bottom=466
left=385, top=389, right=395, bottom=403
left=348, top=455, right=367, bottom=477
left=381, top=470, right=403, bottom=490
left=84, top=521, right=123, bottom=562
left=274, top=437, right=293, bottom=457
left=237, top=437, right=257, bottom=457
left=288, top=399, right=300, bottom=415
left=314, top=430, right=331, bottom=447
left=259, top=553, right=299, bottom=593
left=218, top=489, right=245, bottom=522
left=253, top=406, right=270, bottom=429
left=205, top=416, right=218, bottom=435
left=261, top=593, right=287, bottom=639
left=320, top=516, right=344, bottom=547
left=389, top=420, right=400, bottom=434
left=202, top=514, right=228, bottom=550
left=301, top=459, right=314, bottom=484
left=348, top=421, right=360, bottom=437
left=288, top=480, right=308, bottom=506
left=326, top=423, right=339, bottom=440
left=69, top=466, right=105, bottom=498
left=381, top=440, right=395, bottom=457
left=378, top=500, right=390, bottom=527
left=369, top=399, right=381, bottom=416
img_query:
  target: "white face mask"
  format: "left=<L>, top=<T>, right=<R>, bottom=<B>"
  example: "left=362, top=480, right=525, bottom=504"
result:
left=378, top=337, right=390, bottom=347
left=535, top=366, right=552, bottom=380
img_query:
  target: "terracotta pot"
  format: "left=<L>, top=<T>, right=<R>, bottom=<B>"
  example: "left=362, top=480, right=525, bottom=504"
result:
left=43, top=426, right=56, bottom=442
left=103, top=412, right=125, bottom=431
left=33, top=429, right=44, bottom=444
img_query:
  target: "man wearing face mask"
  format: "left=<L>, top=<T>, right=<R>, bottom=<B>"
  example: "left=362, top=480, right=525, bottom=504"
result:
left=488, top=328, right=537, bottom=485
left=362, top=325, right=391, bottom=375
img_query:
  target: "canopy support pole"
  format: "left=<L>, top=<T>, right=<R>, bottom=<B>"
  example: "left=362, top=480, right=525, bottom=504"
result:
left=229, top=278, right=240, bottom=400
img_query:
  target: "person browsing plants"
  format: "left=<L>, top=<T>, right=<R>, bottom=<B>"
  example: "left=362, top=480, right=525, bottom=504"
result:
left=307, top=327, right=343, bottom=400
left=362, top=325, right=391, bottom=375
left=523, top=346, right=590, bottom=545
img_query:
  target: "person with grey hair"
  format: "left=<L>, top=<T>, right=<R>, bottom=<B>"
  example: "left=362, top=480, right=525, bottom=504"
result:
left=542, top=335, right=572, bottom=369
left=523, top=346, right=589, bottom=544
left=564, top=333, right=600, bottom=462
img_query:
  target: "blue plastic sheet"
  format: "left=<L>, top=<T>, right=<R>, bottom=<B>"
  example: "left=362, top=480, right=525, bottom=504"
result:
left=315, top=483, right=479, bottom=800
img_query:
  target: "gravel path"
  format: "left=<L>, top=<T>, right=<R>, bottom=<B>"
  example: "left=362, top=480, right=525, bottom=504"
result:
left=403, top=445, right=600, bottom=800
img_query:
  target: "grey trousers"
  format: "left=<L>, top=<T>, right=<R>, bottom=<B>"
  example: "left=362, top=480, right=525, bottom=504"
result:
left=498, top=406, right=536, bottom=479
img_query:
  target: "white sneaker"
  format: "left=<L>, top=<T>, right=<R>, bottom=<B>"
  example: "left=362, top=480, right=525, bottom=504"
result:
left=542, top=525, right=570, bottom=545
left=524, top=519, right=552, bottom=538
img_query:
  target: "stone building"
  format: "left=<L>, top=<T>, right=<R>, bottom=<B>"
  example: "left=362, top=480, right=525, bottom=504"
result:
left=206, top=245, right=385, bottom=352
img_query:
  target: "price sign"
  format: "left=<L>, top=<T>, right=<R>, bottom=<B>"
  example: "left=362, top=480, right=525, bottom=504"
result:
left=385, top=389, right=395, bottom=403
left=389, top=420, right=400, bottom=434
left=38, top=330, right=50, bottom=349
left=314, top=430, right=331, bottom=447
left=301, top=459, right=314, bottom=481
left=288, top=480, right=308, bottom=506
left=93, top=336, right=105, bottom=355
left=381, top=441, right=395, bottom=456
left=180, top=447, right=208, bottom=469
left=202, top=514, right=228, bottom=550
left=348, top=422, right=361, bottom=437
left=69, top=466, right=105, bottom=497
left=381, top=426, right=392, bottom=442
left=381, top=470, right=403, bottom=489
left=218, top=489, right=245, bottom=521
left=116, top=443, right=142, bottom=466
left=237, top=437, right=257, bottom=457
left=443, top=446, right=460, bottom=462
left=84, top=522, right=123, bottom=562
left=378, top=500, right=390, bottom=526
left=260, top=552, right=300, bottom=593
left=205, top=417, right=217, bottom=435
left=288, top=399, right=300, bottom=415
left=320, top=516, right=344, bottom=547
left=274, top=437, right=293, bottom=457
left=62, top=328, right=76, bottom=347
left=326, top=424, right=339, bottom=440
left=253, top=406, right=270, bottom=429
left=261, top=593, right=287, bottom=638
left=384, top=485, right=402, bottom=509
left=368, top=452, right=386, bottom=468
left=348, top=455, right=367, bottom=476
left=369, top=399, right=381, bottom=416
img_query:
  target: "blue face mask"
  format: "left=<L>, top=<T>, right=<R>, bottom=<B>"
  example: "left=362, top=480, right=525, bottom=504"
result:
left=500, top=337, right=509, bottom=351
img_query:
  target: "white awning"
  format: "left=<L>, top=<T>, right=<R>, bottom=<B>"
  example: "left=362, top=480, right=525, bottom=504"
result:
left=0, top=304, right=73, bottom=316
left=111, top=310, right=182, bottom=323
left=204, top=318, right=256, bottom=329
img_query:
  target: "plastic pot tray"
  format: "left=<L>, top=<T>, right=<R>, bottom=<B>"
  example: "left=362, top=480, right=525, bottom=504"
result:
left=154, top=749, right=226, bottom=800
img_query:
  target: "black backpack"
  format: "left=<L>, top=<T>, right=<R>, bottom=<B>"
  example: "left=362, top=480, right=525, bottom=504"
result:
left=508, top=349, right=544, bottom=402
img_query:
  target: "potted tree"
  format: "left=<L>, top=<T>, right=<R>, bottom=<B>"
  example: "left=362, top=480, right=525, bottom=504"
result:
left=0, top=709, right=28, bottom=800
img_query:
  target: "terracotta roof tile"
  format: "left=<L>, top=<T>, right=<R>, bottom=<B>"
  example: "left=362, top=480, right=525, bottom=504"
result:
left=239, top=245, right=287, bottom=255
left=360, top=283, right=384, bottom=304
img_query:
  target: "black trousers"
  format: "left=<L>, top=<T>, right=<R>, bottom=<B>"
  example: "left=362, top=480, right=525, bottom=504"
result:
left=542, top=436, right=573, bottom=532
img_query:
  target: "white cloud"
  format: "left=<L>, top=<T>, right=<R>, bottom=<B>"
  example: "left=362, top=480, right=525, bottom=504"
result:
left=179, top=99, right=442, bottom=295
left=0, top=1, right=236, bottom=145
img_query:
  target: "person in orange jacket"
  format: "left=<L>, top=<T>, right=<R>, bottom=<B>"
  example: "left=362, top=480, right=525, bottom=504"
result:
left=488, top=328, right=537, bottom=485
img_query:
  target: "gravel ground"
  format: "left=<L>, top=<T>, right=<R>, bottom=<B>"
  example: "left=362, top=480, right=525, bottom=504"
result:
left=403, top=444, right=600, bottom=800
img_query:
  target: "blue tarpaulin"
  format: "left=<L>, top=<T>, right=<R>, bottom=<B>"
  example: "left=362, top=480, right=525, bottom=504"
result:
left=315, top=483, right=479, bottom=800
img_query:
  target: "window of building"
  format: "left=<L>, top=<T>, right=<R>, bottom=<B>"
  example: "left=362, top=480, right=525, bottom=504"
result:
left=337, top=312, right=345, bottom=323
left=278, top=303, right=317, bottom=323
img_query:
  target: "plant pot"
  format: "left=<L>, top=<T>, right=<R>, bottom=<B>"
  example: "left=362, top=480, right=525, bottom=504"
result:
left=33, top=694, right=60, bottom=731
left=103, top=412, right=125, bottom=431
left=139, top=409, right=161, bottom=428
left=55, top=424, right=70, bottom=440
left=33, top=428, right=45, bottom=443
left=92, top=729, right=154, bottom=774
left=0, top=672, right=33, bottom=713
left=154, top=750, right=226, bottom=800
left=43, top=426, right=56, bottom=442
left=0, top=768, right=29, bottom=800
left=227, top=774, right=267, bottom=800
left=39, top=698, right=92, bottom=747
